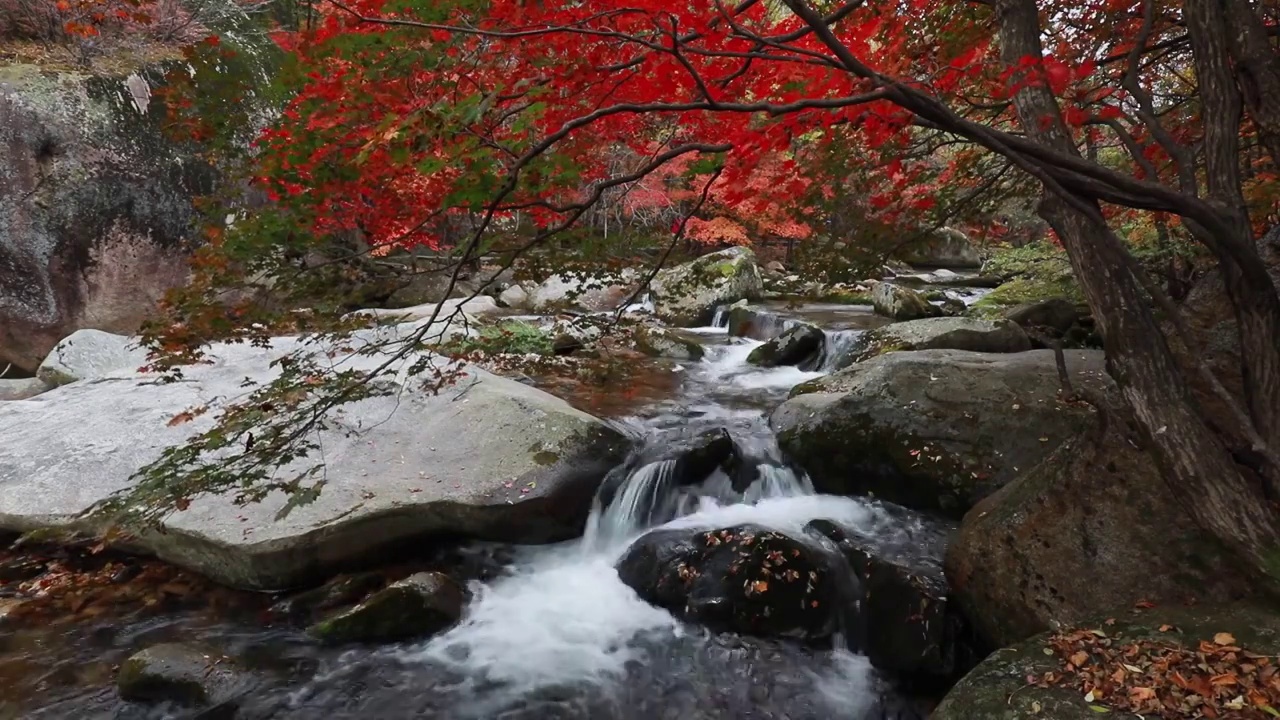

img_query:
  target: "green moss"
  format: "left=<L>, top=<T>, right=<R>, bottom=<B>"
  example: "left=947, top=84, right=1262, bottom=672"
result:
left=971, top=278, right=1082, bottom=318
left=971, top=243, right=1082, bottom=318
left=532, top=450, right=560, bottom=466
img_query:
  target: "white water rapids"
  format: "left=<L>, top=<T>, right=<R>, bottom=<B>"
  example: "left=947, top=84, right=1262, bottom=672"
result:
left=362, top=319, right=899, bottom=719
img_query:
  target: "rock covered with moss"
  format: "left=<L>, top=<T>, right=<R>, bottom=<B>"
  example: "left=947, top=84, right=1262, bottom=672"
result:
left=308, top=571, right=465, bottom=644
left=117, top=642, right=255, bottom=707
left=650, top=247, right=764, bottom=325
left=870, top=282, right=942, bottom=321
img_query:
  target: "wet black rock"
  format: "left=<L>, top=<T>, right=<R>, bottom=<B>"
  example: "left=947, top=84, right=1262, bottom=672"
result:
left=307, top=571, right=465, bottom=645
left=117, top=642, right=256, bottom=708
left=615, top=524, right=856, bottom=641
left=746, top=323, right=825, bottom=368
left=806, top=507, right=977, bottom=686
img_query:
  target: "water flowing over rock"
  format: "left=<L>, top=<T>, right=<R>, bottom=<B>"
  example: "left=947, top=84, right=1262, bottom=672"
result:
left=0, top=333, right=628, bottom=590
left=615, top=523, right=857, bottom=641
left=35, top=328, right=149, bottom=386
left=945, top=421, right=1253, bottom=649
left=843, top=317, right=1031, bottom=366
left=650, top=247, right=764, bottom=325
left=308, top=571, right=465, bottom=644
left=870, top=283, right=942, bottom=321
left=772, top=349, right=1110, bottom=517
left=726, top=303, right=798, bottom=340
left=117, top=642, right=256, bottom=708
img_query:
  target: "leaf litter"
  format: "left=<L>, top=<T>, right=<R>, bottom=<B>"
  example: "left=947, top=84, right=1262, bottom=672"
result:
left=1028, top=625, right=1280, bottom=718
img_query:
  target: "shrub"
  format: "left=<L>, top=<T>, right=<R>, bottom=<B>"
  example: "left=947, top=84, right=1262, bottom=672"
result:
left=437, top=320, right=554, bottom=356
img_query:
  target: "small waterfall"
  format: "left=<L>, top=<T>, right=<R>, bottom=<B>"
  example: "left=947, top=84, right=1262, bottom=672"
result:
left=815, top=329, right=868, bottom=371
left=709, top=305, right=732, bottom=329
left=585, top=458, right=686, bottom=548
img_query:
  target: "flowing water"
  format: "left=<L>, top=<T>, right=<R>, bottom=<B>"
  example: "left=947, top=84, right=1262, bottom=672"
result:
left=3, top=307, right=930, bottom=720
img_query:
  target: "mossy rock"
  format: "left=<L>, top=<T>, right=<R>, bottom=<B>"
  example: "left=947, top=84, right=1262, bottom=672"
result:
left=933, top=604, right=1280, bottom=719
left=650, top=247, right=764, bottom=325
left=945, top=420, right=1254, bottom=650
left=308, top=572, right=464, bottom=645
left=970, top=278, right=1084, bottom=319
left=117, top=643, right=254, bottom=707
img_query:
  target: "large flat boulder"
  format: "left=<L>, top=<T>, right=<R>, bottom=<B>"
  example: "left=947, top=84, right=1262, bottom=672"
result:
left=843, top=317, right=1031, bottom=366
left=0, top=332, right=628, bottom=590
left=650, top=247, right=763, bottom=325
left=945, top=421, right=1252, bottom=649
left=772, top=349, right=1110, bottom=517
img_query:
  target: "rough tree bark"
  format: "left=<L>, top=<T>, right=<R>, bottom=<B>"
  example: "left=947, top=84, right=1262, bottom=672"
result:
left=991, top=0, right=1280, bottom=585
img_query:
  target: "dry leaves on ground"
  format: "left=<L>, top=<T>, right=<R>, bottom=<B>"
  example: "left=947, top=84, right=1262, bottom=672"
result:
left=1029, top=626, right=1280, bottom=718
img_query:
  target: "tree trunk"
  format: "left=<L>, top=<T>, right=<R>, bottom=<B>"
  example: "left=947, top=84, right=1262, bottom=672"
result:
left=1225, top=0, right=1280, bottom=170
left=1184, top=0, right=1280, bottom=452
left=994, top=0, right=1280, bottom=586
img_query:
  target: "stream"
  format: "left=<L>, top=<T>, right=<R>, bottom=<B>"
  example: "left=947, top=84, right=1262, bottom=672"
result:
left=2, top=302, right=932, bottom=720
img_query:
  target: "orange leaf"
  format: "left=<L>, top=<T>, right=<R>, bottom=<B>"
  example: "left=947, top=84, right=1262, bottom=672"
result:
left=1214, top=632, right=1237, bottom=646
left=167, top=411, right=195, bottom=426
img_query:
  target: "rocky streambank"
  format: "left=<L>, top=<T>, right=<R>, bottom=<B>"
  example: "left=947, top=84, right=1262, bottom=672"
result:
left=0, top=237, right=1268, bottom=720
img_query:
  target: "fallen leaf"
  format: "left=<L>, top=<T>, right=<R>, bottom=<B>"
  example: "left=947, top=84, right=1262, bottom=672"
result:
left=1214, top=632, right=1237, bottom=646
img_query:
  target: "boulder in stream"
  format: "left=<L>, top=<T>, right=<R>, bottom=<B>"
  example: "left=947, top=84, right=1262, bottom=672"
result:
left=945, top=420, right=1253, bottom=649
left=633, top=325, right=705, bottom=361
left=843, top=317, right=1031, bottom=366
left=0, top=330, right=629, bottom=590
left=746, top=323, right=825, bottom=368
left=117, top=642, right=256, bottom=707
left=651, top=247, right=764, bottom=325
left=529, top=271, right=639, bottom=313
left=870, top=283, right=942, bottom=321
left=616, top=524, right=854, bottom=641
left=807, top=508, right=975, bottom=684
left=772, top=349, right=1110, bottom=517
left=309, top=571, right=465, bottom=644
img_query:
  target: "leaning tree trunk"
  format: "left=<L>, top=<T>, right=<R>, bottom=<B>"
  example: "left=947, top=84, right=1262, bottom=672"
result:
left=993, top=0, right=1280, bottom=587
